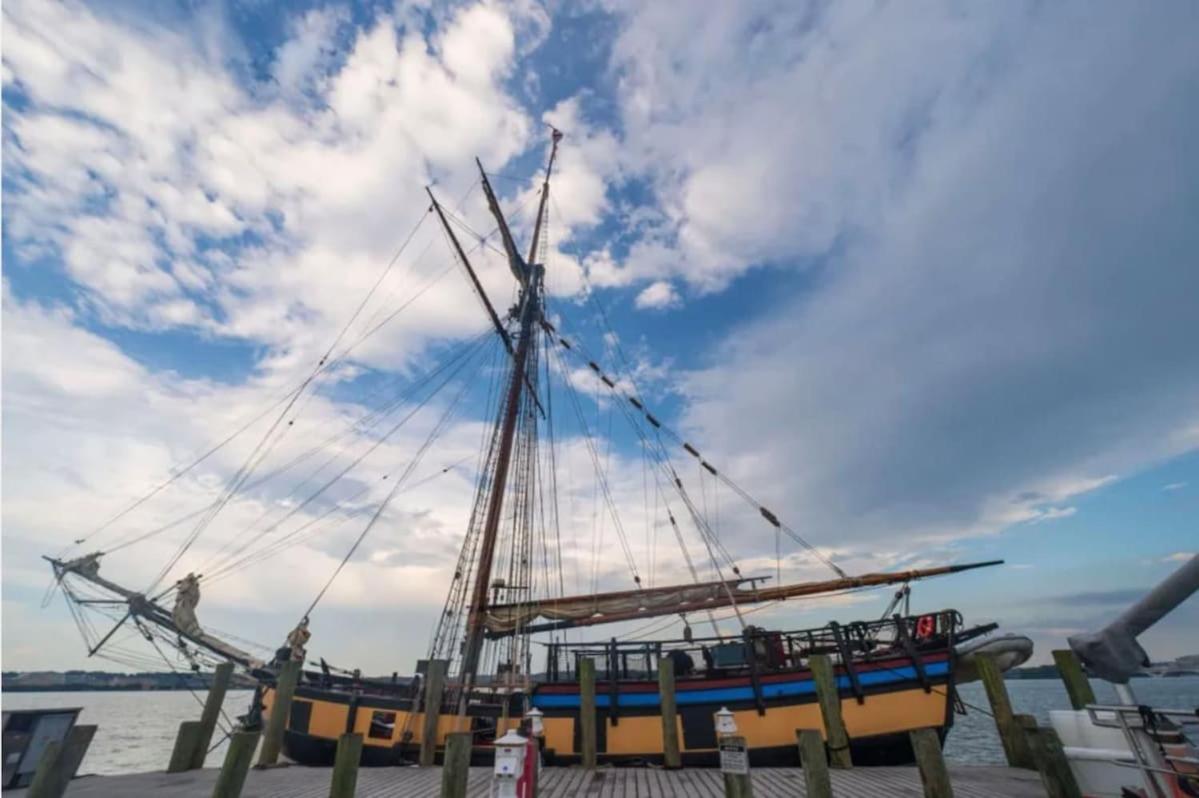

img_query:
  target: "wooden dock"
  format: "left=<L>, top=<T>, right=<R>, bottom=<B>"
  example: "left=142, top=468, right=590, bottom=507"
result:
left=16, top=764, right=1045, bottom=797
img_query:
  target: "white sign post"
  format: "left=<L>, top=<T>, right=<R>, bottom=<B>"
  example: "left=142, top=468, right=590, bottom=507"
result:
left=719, top=738, right=749, bottom=775
left=718, top=735, right=753, bottom=798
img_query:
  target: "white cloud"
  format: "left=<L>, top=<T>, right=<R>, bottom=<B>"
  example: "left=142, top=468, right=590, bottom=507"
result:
left=0, top=0, right=569, bottom=671
left=0, top=286, right=741, bottom=671
left=657, top=1, right=1199, bottom=549
left=0, top=287, right=517, bottom=668
left=1162, top=482, right=1187, bottom=492
left=1026, top=507, right=1077, bottom=524
left=271, top=7, right=347, bottom=98
left=1, top=0, right=537, bottom=373
left=634, top=280, right=681, bottom=310
left=598, top=2, right=1040, bottom=292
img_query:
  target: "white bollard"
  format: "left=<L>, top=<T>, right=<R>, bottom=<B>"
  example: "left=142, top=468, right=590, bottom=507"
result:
left=493, top=729, right=528, bottom=798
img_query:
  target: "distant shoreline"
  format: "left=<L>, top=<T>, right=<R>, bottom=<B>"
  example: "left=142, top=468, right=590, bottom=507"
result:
left=2, top=685, right=257, bottom=693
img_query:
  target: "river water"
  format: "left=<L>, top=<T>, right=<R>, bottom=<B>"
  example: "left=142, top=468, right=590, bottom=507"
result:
left=4, top=678, right=1198, bottom=775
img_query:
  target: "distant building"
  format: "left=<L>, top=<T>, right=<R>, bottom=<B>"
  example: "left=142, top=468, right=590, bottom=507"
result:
left=1143, top=654, right=1199, bottom=677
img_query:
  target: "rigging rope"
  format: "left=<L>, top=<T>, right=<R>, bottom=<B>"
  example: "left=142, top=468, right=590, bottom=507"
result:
left=104, top=321, right=483, bottom=560
left=67, top=209, right=434, bottom=559
left=196, top=330, right=489, bottom=571
left=542, top=319, right=745, bottom=630
left=545, top=335, right=642, bottom=587
left=539, top=315, right=846, bottom=578
left=204, top=459, right=469, bottom=586
left=200, top=332, right=493, bottom=582
left=300, top=351, right=480, bottom=620
left=145, top=209, right=444, bottom=594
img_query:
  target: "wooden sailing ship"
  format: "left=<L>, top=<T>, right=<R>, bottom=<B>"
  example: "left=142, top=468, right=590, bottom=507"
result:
left=45, top=130, right=1027, bottom=768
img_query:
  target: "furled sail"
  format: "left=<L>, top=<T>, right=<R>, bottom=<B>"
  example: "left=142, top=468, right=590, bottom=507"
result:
left=484, top=578, right=745, bottom=633
left=483, top=560, right=1001, bottom=636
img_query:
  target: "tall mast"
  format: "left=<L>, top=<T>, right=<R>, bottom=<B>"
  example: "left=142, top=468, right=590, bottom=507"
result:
left=526, top=127, right=562, bottom=265
left=458, top=132, right=559, bottom=687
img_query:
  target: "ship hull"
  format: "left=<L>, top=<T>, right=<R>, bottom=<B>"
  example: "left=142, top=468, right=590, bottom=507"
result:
left=263, top=651, right=954, bottom=767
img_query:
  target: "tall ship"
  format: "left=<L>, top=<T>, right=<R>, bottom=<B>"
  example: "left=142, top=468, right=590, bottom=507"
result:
left=45, top=130, right=1030, bottom=767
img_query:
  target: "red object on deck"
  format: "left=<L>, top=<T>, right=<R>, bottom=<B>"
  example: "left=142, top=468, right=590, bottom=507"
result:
left=516, top=735, right=539, bottom=798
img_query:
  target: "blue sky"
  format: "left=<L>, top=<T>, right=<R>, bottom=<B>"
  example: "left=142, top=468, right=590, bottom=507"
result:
left=2, top=0, right=1197, bottom=673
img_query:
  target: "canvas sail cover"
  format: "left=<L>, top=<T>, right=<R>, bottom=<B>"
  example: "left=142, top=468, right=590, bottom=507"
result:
left=482, top=561, right=1003, bottom=635
left=483, top=578, right=745, bottom=633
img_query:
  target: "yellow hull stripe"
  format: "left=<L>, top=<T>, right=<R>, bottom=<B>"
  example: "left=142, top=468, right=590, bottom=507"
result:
left=265, top=685, right=946, bottom=753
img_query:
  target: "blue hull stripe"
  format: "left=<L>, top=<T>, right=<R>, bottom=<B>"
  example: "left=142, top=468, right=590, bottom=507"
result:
left=532, top=661, right=949, bottom=709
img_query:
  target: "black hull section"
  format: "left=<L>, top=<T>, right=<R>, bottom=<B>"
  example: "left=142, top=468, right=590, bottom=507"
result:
left=283, top=730, right=501, bottom=768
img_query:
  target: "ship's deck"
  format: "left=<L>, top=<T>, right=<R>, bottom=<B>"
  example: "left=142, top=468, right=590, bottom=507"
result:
left=16, top=763, right=1045, bottom=797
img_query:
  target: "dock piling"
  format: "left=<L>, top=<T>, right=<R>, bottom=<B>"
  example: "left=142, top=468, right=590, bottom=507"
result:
left=27, top=741, right=63, bottom=798
left=212, top=730, right=260, bottom=798
left=658, top=656, right=681, bottom=769
left=909, top=727, right=954, bottom=798
left=28, top=724, right=97, bottom=798
left=1050, top=650, right=1096, bottom=711
left=420, top=659, right=448, bottom=767
left=257, top=659, right=301, bottom=767
left=579, top=657, right=597, bottom=770
left=720, top=735, right=754, bottom=798
left=809, top=654, right=852, bottom=768
left=439, top=731, right=472, bottom=798
left=1017, top=715, right=1082, bottom=798
left=168, top=721, right=205, bottom=773
left=796, top=729, right=832, bottom=798
left=976, top=654, right=1033, bottom=769
left=192, top=662, right=235, bottom=769
left=329, top=732, right=363, bottom=798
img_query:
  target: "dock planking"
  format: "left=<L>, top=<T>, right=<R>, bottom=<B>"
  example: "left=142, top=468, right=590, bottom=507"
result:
left=14, top=765, right=1045, bottom=797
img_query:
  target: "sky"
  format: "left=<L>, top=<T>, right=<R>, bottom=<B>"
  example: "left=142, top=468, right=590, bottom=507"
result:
left=2, top=0, right=1197, bottom=675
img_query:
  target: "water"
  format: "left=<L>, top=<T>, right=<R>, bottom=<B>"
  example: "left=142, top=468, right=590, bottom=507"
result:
left=4, top=679, right=1198, bottom=774
left=2, top=689, right=255, bottom=775
left=945, top=677, right=1199, bottom=764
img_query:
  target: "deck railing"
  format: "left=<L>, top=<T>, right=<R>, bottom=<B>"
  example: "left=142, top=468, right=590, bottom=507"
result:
left=540, top=611, right=963, bottom=683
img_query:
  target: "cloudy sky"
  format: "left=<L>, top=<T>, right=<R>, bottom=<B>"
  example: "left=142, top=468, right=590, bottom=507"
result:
left=3, top=0, right=1197, bottom=675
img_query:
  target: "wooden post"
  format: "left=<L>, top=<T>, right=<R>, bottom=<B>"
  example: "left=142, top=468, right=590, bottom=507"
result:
left=420, top=659, right=448, bottom=767
left=49, top=724, right=97, bottom=797
left=28, top=724, right=97, bottom=798
left=329, top=732, right=363, bottom=798
left=658, top=656, right=681, bottom=769
left=909, top=727, right=954, bottom=798
left=527, top=737, right=540, bottom=798
left=1018, top=715, right=1082, bottom=798
left=258, top=659, right=301, bottom=767
left=168, top=720, right=205, bottom=773
left=439, top=731, right=472, bottom=798
left=1051, top=650, right=1096, bottom=711
left=808, top=654, right=852, bottom=768
left=192, top=662, right=235, bottom=769
left=27, top=741, right=63, bottom=798
left=579, top=657, right=597, bottom=770
left=976, top=653, right=1033, bottom=769
left=720, top=735, right=754, bottom=798
left=212, top=730, right=259, bottom=798
left=797, top=729, right=832, bottom=798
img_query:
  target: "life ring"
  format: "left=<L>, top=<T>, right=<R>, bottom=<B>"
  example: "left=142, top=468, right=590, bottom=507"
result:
left=915, top=614, right=936, bottom=639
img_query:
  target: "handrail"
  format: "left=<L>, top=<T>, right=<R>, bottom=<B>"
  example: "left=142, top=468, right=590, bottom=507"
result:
left=540, top=613, right=962, bottom=684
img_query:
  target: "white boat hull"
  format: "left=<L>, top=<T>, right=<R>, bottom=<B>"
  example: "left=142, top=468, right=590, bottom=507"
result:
left=953, top=633, right=1034, bottom=683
